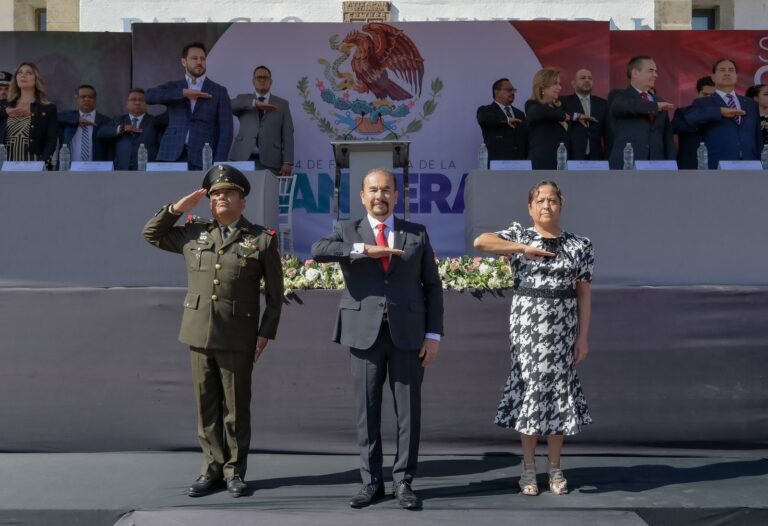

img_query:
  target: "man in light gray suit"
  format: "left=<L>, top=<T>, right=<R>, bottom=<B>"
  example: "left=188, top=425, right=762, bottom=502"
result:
left=312, top=169, right=444, bottom=510
left=229, top=65, right=294, bottom=176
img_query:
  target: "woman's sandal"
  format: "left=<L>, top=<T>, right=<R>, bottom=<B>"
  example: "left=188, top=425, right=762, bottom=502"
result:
left=518, top=461, right=539, bottom=495
left=548, top=463, right=568, bottom=495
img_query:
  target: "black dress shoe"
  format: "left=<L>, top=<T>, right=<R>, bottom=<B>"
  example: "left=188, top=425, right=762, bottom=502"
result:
left=349, top=483, right=385, bottom=508
left=393, top=480, right=420, bottom=509
left=226, top=475, right=247, bottom=497
left=187, top=474, right=223, bottom=497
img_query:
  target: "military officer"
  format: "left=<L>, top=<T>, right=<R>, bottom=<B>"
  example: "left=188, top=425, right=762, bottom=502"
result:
left=143, top=165, right=283, bottom=498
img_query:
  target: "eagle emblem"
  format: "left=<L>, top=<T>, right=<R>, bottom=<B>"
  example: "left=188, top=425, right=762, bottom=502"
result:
left=298, top=23, right=443, bottom=139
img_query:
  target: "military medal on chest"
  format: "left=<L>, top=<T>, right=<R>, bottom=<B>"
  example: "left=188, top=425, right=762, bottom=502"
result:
left=236, top=235, right=258, bottom=266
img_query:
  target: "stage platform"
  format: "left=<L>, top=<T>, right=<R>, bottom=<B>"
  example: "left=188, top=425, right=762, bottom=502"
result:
left=1, top=452, right=766, bottom=526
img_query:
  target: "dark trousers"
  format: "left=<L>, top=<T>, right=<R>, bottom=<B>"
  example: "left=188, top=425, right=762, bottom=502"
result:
left=350, top=322, right=424, bottom=485
left=190, top=347, right=255, bottom=480
left=178, top=145, right=202, bottom=171
left=248, top=153, right=279, bottom=176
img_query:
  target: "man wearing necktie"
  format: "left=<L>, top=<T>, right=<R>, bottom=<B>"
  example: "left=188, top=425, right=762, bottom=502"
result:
left=561, top=69, right=608, bottom=160
left=607, top=55, right=675, bottom=169
left=143, top=165, right=283, bottom=498
left=58, top=84, right=112, bottom=163
left=686, top=58, right=762, bottom=169
left=476, top=78, right=528, bottom=166
left=230, top=65, right=294, bottom=177
left=312, top=169, right=444, bottom=510
left=98, top=88, right=163, bottom=170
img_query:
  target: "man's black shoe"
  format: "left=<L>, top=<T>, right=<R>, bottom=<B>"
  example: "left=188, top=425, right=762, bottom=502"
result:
left=349, top=483, right=385, bottom=508
left=393, top=480, right=420, bottom=509
left=226, top=475, right=247, bottom=497
left=187, top=474, right=223, bottom=497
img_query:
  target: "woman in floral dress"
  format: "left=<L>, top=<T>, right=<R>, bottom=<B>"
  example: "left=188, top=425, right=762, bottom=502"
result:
left=474, top=180, right=594, bottom=496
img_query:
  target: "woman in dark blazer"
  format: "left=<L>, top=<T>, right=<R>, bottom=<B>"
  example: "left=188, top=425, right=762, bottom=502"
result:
left=525, top=68, right=569, bottom=170
left=0, top=62, right=58, bottom=169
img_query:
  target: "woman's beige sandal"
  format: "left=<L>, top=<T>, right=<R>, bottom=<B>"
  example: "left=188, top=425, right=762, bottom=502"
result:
left=548, top=463, right=568, bottom=495
left=519, top=461, right=539, bottom=496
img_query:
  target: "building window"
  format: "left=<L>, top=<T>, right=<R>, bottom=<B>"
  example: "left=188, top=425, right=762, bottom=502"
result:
left=692, top=8, right=716, bottom=30
left=35, top=8, right=46, bottom=31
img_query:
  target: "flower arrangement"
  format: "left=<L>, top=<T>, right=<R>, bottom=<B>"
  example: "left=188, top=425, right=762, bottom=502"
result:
left=281, top=256, right=514, bottom=295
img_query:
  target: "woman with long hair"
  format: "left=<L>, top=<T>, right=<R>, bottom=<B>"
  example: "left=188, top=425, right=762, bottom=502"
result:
left=0, top=62, right=58, bottom=168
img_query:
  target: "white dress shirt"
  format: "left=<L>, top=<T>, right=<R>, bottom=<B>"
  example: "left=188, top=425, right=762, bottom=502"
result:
left=70, top=111, right=95, bottom=162
left=185, top=74, right=206, bottom=112
left=184, top=74, right=206, bottom=145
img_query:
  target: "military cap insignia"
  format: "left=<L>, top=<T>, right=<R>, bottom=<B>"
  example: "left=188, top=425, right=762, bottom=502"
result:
left=202, top=164, right=251, bottom=196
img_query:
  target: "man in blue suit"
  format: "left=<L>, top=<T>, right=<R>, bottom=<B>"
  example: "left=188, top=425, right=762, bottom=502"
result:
left=671, top=76, right=715, bottom=169
left=98, top=89, right=163, bottom=170
left=146, top=42, right=233, bottom=171
left=685, top=58, right=762, bottom=169
left=58, top=84, right=112, bottom=163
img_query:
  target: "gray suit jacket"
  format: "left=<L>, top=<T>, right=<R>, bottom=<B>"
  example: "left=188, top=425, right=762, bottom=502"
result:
left=311, top=217, right=444, bottom=351
left=608, top=86, right=674, bottom=169
left=229, top=93, right=294, bottom=170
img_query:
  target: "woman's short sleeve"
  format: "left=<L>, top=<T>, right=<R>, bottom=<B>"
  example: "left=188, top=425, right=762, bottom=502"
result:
left=495, top=221, right=523, bottom=243
left=577, top=238, right=594, bottom=283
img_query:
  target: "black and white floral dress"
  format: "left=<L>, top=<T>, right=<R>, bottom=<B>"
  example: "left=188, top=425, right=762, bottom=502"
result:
left=493, top=222, right=594, bottom=436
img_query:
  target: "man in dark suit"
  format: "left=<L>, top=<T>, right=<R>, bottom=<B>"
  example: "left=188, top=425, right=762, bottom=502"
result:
left=143, top=165, right=283, bottom=498
left=230, top=66, right=294, bottom=176
left=561, top=69, right=607, bottom=160
left=671, top=76, right=715, bottom=169
left=685, top=58, right=762, bottom=169
left=311, top=169, right=444, bottom=510
left=0, top=71, right=11, bottom=101
left=98, top=89, right=162, bottom=170
left=608, top=56, right=675, bottom=169
left=476, top=78, right=527, bottom=166
left=146, top=42, right=233, bottom=170
left=58, top=84, right=112, bottom=163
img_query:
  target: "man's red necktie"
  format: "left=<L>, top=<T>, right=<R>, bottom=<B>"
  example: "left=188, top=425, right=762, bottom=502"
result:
left=375, top=223, right=389, bottom=273
left=641, top=92, right=656, bottom=125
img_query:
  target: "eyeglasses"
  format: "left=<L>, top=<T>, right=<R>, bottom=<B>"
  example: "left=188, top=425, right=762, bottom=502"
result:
left=498, top=87, right=517, bottom=93
left=254, top=76, right=271, bottom=81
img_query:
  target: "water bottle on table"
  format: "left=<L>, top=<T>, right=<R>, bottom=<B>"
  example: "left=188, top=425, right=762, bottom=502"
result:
left=0, top=144, right=6, bottom=170
left=696, top=142, right=708, bottom=170
left=478, top=142, right=488, bottom=169
left=137, top=143, right=148, bottom=171
left=202, top=142, right=213, bottom=171
left=761, top=144, right=768, bottom=170
left=622, top=142, right=634, bottom=170
left=58, top=143, right=71, bottom=171
left=556, top=142, right=567, bottom=170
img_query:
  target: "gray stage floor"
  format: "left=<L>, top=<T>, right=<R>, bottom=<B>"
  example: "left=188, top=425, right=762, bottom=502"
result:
left=1, top=452, right=767, bottom=526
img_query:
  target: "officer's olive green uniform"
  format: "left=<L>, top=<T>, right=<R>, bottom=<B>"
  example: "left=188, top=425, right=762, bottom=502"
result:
left=143, top=205, right=283, bottom=479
